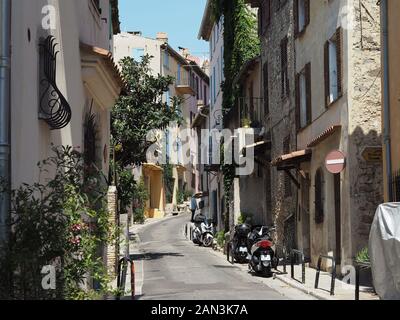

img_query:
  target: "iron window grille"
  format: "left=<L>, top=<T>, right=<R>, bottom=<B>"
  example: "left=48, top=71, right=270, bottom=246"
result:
left=39, top=36, right=72, bottom=130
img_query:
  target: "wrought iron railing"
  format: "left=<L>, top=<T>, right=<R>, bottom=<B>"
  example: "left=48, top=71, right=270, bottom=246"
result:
left=39, top=36, right=72, bottom=130
left=237, top=97, right=264, bottom=128
left=175, top=72, right=196, bottom=90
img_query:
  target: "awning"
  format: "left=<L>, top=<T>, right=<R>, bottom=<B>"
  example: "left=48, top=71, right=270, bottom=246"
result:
left=307, top=125, right=341, bottom=148
left=143, top=163, right=164, bottom=172
left=242, top=140, right=271, bottom=156
left=191, top=105, right=210, bottom=128
left=271, top=149, right=312, bottom=169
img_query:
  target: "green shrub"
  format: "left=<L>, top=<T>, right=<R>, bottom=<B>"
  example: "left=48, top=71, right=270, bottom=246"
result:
left=216, top=231, right=226, bottom=248
left=237, top=212, right=253, bottom=225
left=356, top=247, right=370, bottom=263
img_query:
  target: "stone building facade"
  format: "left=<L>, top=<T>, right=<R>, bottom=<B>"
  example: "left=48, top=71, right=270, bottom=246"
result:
left=246, top=0, right=383, bottom=270
left=292, top=0, right=382, bottom=268
left=247, top=0, right=298, bottom=249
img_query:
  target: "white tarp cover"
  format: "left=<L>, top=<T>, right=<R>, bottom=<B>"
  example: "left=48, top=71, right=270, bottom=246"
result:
left=369, top=203, right=400, bottom=300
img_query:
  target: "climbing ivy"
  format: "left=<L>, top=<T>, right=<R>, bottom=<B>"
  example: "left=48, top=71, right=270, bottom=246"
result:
left=212, top=0, right=260, bottom=230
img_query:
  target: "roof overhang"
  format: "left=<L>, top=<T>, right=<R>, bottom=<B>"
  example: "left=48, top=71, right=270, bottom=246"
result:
left=80, top=43, right=125, bottom=110
left=307, top=125, right=342, bottom=148
left=234, top=56, right=261, bottom=86
left=271, top=149, right=312, bottom=169
left=198, top=0, right=214, bottom=41
left=191, top=105, right=210, bottom=128
left=143, top=163, right=164, bottom=172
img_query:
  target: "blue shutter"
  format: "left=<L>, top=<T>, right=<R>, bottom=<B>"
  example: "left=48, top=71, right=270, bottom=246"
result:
left=213, top=67, right=216, bottom=103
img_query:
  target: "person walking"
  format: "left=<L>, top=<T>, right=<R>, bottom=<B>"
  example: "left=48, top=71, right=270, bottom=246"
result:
left=190, top=194, right=198, bottom=222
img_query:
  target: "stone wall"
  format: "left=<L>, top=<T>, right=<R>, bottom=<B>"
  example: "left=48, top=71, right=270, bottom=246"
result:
left=348, top=0, right=383, bottom=257
left=106, top=186, right=118, bottom=277
left=260, top=0, right=297, bottom=247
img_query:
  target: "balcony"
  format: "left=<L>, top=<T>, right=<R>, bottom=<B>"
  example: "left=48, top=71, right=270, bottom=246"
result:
left=175, top=72, right=196, bottom=96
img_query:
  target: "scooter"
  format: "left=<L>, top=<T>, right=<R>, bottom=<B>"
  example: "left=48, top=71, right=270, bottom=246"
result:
left=192, top=213, right=214, bottom=247
left=230, top=223, right=252, bottom=263
left=248, top=225, right=278, bottom=277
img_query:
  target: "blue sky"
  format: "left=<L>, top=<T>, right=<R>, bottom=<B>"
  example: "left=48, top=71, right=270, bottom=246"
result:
left=119, top=0, right=209, bottom=60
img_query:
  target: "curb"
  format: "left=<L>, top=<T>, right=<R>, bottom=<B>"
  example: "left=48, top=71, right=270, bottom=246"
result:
left=272, top=274, right=330, bottom=300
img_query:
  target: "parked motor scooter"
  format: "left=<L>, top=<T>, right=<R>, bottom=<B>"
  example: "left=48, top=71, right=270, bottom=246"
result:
left=230, top=223, right=252, bottom=263
left=192, top=213, right=214, bottom=247
left=248, top=225, right=278, bottom=277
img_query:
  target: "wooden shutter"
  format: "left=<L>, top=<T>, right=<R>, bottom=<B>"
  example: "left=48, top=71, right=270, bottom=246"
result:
left=324, top=41, right=330, bottom=107
left=305, top=0, right=310, bottom=28
left=335, top=27, right=343, bottom=98
left=263, top=62, right=269, bottom=115
left=305, top=62, right=312, bottom=125
left=295, top=72, right=300, bottom=131
left=294, top=0, right=299, bottom=36
left=315, top=168, right=324, bottom=224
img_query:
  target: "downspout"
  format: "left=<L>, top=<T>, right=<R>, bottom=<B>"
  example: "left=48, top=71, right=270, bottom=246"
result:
left=381, top=0, right=392, bottom=201
left=0, top=0, right=11, bottom=249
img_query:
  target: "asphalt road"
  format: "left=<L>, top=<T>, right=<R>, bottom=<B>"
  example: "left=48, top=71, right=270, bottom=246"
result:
left=131, top=213, right=314, bottom=300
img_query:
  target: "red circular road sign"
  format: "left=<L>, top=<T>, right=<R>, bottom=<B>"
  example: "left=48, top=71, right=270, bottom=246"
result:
left=325, top=150, right=346, bottom=174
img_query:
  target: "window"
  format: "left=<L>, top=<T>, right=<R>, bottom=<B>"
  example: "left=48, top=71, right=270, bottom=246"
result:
left=260, top=0, right=271, bottom=36
left=296, top=63, right=311, bottom=130
left=221, top=46, right=224, bottom=81
left=217, top=57, right=221, bottom=93
left=281, top=37, right=289, bottom=98
left=324, top=28, right=343, bottom=106
left=196, top=77, right=199, bottom=99
left=263, top=62, right=269, bottom=115
left=204, top=84, right=207, bottom=105
left=314, top=168, right=325, bottom=224
left=132, top=48, right=144, bottom=62
left=213, top=67, right=216, bottom=103
left=163, top=51, right=170, bottom=69
left=165, top=89, right=171, bottom=108
left=284, top=136, right=292, bottom=197
left=210, top=75, right=213, bottom=108
left=294, top=0, right=310, bottom=36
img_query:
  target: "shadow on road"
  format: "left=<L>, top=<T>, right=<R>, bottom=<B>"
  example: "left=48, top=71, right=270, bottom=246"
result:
left=130, top=252, right=184, bottom=261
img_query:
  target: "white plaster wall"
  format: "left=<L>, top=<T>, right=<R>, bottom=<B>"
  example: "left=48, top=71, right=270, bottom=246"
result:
left=11, top=0, right=114, bottom=188
left=113, top=33, right=163, bottom=75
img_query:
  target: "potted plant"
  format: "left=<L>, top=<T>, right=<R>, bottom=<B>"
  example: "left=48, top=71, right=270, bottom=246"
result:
left=241, top=117, right=251, bottom=128
left=355, top=247, right=374, bottom=289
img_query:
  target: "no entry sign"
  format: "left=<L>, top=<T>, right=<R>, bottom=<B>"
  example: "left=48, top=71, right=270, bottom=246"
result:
left=325, top=150, right=346, bottom=174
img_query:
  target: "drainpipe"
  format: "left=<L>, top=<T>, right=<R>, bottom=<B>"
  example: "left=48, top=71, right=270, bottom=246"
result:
left=0, top=0, right=11, bottom=249
left=381, top=0, right=392, bottom=201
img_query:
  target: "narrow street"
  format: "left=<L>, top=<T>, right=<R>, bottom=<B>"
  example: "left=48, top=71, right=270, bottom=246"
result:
left=129, top=214, right=315, bottom=300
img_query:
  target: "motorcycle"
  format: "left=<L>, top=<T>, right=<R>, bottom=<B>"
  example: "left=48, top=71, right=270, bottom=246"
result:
left=248, top=225, right=278, bottom=277
left=230, top=223, right=252, bottom=263
left=192, top=213, right=214, bottom=247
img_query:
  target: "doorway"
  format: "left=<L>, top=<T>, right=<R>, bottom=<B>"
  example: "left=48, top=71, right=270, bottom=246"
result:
left=300, top=176, right=311, bottom=261
left=334, top=174, right=342, bottom=265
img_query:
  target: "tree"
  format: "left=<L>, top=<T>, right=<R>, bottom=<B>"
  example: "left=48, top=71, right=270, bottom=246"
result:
left=111, top=55, right=182, bottom=215
left=111, top=55, right=182, bottom=168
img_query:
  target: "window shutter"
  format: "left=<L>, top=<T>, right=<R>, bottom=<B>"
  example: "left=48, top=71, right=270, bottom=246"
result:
left=305, top=0, right=310, bottom=28
left=295, top=72, right=300, bottom=131
left=315, top=169, right=324, bottom=224
left=294, top=0, right=299, bottom=37
left=324, top=41, right=330, bottom=107
left=305, top=62, right=312, bottom=125
left=263, top=62, right=269, bottom=115
left=336, top=27, right=343, bottom=98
